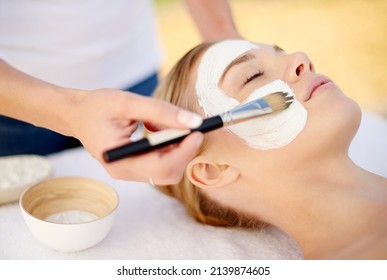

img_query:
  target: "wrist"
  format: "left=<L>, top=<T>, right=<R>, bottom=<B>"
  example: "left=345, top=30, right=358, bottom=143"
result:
left=51, top=87, right=88, bottom=137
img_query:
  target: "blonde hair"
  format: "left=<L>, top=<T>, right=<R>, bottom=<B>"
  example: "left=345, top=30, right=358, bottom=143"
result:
left=153, top=42, right=264, bottom=228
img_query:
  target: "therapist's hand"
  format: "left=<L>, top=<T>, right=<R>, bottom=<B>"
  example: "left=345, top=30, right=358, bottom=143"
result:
left=69, top=89, right=204, bottom=185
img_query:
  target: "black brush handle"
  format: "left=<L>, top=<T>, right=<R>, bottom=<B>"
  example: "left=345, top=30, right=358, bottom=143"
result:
left=192, top=115, right=223, bottom=133
left=103, top=115, right=223, bottom=162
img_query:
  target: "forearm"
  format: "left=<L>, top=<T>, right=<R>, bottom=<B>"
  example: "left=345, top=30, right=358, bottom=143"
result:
left=183, top=0, right=241, bottom=41
left=0, top=60, right=83, bottom=136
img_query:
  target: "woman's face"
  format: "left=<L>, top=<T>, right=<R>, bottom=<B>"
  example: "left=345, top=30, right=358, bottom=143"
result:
left=185, top=40, right=362, bottom=211
left=192, top=40, right=361, bottom=163
left=181, top=40, right=362, bottom=224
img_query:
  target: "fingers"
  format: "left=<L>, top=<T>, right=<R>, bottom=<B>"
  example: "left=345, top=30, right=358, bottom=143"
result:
left=122, top=94, right=203, bottom=129
left=92, top=90, right=204, bottom=184
left=104, top=132, right=204, bottom=185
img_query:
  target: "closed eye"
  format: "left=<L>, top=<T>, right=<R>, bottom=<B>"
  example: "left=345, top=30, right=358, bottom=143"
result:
left=243, top=71, right=263, bottom=85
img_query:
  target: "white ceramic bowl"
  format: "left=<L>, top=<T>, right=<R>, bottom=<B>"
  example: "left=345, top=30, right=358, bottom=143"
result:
left=19, top=177, right=119, bottom=252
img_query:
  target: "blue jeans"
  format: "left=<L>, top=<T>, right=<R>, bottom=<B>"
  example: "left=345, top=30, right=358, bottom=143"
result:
left=0, top=72, right=158, bottom=156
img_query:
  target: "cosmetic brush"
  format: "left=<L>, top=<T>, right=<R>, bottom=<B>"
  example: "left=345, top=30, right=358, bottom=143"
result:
left=103, top=92, right=293, bottom=162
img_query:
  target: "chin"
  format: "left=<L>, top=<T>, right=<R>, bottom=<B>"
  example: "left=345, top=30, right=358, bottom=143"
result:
left=299, top=89, right=362, bottom=155
left=336, top=97, right=362, bottom=141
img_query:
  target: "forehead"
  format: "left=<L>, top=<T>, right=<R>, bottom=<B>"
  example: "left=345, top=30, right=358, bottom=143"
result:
left=201, top=40, right=260, bottom=64
left=195, top=40, right=259, bottom=84
left=196, top=41, right=282, bottom=79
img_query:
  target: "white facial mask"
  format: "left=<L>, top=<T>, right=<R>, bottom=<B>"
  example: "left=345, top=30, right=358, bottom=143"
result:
left=195, top=40, right=307, bottom=150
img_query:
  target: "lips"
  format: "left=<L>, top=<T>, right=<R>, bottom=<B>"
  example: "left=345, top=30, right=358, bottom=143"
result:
left=304, top=75, right=333, bottom=102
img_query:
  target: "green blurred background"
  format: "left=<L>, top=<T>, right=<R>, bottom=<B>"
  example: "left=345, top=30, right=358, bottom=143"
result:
left=154, top=0, right=387, bottom=116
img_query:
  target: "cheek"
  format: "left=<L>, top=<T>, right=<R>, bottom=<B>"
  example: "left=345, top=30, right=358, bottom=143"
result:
left=229, top=80, right=308, bottom=150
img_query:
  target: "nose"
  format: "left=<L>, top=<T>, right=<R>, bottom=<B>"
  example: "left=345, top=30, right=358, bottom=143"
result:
left=285, top=52, right=314, bottom=83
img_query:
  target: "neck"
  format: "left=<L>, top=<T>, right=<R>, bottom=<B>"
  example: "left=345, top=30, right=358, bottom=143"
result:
left=251, top=153, right=387, bottom=259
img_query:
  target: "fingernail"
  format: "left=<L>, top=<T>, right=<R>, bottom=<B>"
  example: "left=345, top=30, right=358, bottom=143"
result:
left=177, top=110, right=203, bottom=128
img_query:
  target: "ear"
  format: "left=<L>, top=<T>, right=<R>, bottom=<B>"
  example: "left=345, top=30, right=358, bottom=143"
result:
left=186, top=156, right=240, bottom=189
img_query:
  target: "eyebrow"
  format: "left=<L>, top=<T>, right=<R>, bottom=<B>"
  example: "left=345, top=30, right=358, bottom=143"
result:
left=219, top=44, right=286, bottom=83
left=220, top=53, right=255, bottom=83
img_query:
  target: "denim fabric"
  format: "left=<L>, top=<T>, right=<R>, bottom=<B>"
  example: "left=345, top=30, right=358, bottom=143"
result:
left=127, top=71, right=158, bottom=97
left=0, top=72, right=158, bottom=156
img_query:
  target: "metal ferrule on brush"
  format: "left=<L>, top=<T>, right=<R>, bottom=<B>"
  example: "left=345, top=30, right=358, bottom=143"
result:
left=220, top=98, right=272, bottom=125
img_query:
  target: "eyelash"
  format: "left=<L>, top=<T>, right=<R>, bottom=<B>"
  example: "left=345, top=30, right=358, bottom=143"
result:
left=243, top=71, right=263, bottom=85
